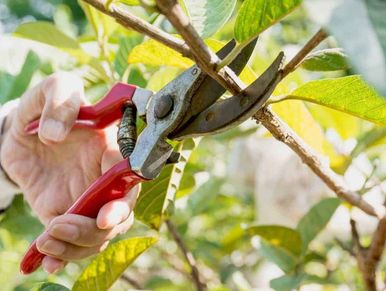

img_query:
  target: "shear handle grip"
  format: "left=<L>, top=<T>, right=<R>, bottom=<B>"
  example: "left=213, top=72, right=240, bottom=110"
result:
left=20, top=159, right=146, bottom=275
left=25, top=83, right=137, bottom=134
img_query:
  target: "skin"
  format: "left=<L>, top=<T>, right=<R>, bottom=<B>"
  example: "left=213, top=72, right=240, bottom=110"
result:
left=0, top=73, right=138, bottom=273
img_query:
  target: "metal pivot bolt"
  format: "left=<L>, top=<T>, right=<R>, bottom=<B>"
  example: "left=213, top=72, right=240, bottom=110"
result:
left=155, top=94, right=174, bottom=119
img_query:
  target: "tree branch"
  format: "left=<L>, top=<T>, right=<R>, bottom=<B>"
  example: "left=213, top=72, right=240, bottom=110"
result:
left=155, top=0, right=244, bottom=95
left=82, top=0, right=192, bottom=57
left=165, top=219, right=206, bottom=291
left=254, top=108, right=379, bottom=218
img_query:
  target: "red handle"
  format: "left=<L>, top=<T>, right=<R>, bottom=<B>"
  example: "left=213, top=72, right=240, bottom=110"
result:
left=25, top=83, right=137, bottom=134
left=20, top=159, right=146, bottom=274
left=20, top=83, right=143, bottom=274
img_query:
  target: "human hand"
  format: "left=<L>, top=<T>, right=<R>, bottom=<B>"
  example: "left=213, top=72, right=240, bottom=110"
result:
left=0, top=73, right=138, bottom=273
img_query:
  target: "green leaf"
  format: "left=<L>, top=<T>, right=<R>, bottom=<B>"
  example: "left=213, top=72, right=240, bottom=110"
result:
left=6, top=51, right=40, bottom=102
left=37, top=283, right=70, bottom=291
left=306, top=0, right=386, bottom=96
left=14, top=22, right=90, bottom=63
left=135, top=139, right=199, bottom=229
left=301, top=48, right=349, bottom=71
left=284, top=76, right=386, bottom=125
left=188, top=177, right=224, bottom=214
left=247, top=225, right=302, bottom=256
left=234, top=0, right=302, bottom=44
left=184, top=0, right=237, bottom=39
left=73, top=237, right=157, bottom=291
left=114, top=35, right=143, bottom=77
left=0, top=195, right=43, bottom=241
left=260, top=242, right=297, bottom=273
left=297, top=198, right=340, bottom=252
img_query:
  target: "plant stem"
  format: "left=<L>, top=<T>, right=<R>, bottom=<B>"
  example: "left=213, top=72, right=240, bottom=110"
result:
left=155, top=0, right=243, bottom=95
left=82, top=0, right=192, bottom=57
left=120, top=273, right=143, bottom=289
left=254, top=107, right=379, bottom=218
left=165, top=219, right=206, bottom=291
left=282, top=28, right=328, bottom=78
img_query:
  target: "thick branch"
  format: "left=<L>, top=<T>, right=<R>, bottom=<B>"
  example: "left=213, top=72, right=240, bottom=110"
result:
left=82, top=0, right=192, bottom=57
left=155, top=0, right=243, bottom=95
left=166, top=220, right=206, bottom=291
left=254, top=108, right=379, bottom=218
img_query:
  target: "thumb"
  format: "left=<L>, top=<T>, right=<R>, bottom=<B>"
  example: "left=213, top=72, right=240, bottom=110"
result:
left=38, top=73, right=84, bottom=144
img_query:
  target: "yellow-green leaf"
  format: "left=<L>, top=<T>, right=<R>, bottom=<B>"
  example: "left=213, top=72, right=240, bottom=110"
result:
left=14, top=22, right=90, bottom=63
left=284, top=76, right=386, bottom=125
left=307, top=104, right=361, bottom=140
left=128, top=38, right=224, bottom=68
left=272, top=100, right=346, bottom=170
left=234, top=0, right=303, bottom=44
left=184, top=0, right=237, bottom=39
left=246, top=225, right=302, bottom=256
left=73, top=237, right=157, bottom=291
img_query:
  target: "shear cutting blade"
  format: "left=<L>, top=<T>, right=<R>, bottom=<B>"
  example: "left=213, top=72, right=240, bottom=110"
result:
left=171, top=52, right=284, bottom=140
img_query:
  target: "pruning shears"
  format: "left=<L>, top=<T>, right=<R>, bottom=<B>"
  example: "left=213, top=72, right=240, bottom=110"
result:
left=20, top=38, right=284, bottom=274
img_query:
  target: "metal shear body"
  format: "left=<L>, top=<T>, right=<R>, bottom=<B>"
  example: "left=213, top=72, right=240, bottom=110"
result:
left=20, top=38, right=284, bottom=274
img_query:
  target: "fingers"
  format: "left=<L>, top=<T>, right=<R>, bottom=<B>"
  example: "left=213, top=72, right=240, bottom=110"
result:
left=37, top=232, right=110, bottom=261
left=16, top=72, right=85, bottom=144
left=36, top=213, right=134, bottom=262
left=42, top=256, right=66, bottom=274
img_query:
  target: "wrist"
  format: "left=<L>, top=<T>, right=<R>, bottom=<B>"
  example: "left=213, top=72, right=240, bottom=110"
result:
left=0, top=100, right=21, bottom=210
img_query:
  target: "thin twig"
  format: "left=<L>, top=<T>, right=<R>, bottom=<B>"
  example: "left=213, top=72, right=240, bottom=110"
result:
left=155, top=0, right=243, bottom=95
left=165, top=219, right=206, bottom=291
left=82, top=0, right=192, bottom=57
left=120, top=273, right=143, bottom=290
left=282, top=28, right=328, bottom=78
left=350, top=219, right=378, bottom=291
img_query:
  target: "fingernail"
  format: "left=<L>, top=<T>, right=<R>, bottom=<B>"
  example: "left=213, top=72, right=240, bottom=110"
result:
left=40, top=119, right=66, bottom=142
left=40, top=240, right=66, bottom=256
left=50, top=224, right=79, bottom=241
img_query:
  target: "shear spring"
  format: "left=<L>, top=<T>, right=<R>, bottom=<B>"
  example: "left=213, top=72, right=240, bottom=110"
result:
left=118, top=103, right=137, bottom=159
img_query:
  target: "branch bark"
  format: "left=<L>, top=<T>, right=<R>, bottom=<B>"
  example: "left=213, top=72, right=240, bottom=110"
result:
left=166, top=219, right=206, bottom=291
left=82, top=0, right=192, bottom=57
left=254, top=108, right=379, bottom=218
left=155, top=0, right=244, bottom=95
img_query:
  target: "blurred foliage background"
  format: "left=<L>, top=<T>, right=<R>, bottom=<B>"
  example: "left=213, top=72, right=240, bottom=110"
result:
left=0, top=0, right=385, bottom=290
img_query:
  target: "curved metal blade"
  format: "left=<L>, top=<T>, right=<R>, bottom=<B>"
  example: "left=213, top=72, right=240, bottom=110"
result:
left=174, top=37, right=258, bottom=131
left=171, top=52, right=284, bottom=140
